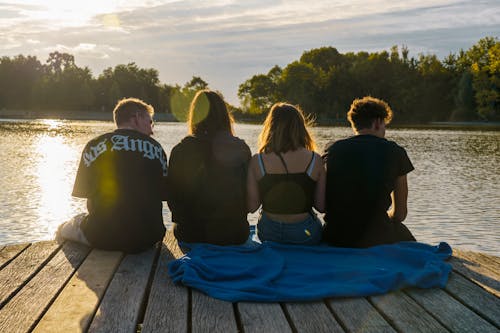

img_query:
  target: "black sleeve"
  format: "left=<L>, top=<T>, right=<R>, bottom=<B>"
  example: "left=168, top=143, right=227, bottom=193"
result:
left=72, top=144, right=92, bottom=198
left=397, top=146, right=414, bottom=176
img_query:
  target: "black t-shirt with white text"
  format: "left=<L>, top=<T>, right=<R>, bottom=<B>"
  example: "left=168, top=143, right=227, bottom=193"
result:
left=73, top=129, right=168, bottom=252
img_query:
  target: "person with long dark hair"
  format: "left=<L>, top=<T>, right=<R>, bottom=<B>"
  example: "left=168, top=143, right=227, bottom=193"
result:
left=247, top=103, right=326, bottom=244
left=167, top=89, right=251, bottom=245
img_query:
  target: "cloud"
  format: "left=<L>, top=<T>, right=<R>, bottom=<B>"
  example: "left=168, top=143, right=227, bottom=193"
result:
left=0, top=0, right=498, bottom=104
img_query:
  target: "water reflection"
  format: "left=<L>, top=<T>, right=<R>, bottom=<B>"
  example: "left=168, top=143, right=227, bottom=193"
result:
left=0, top=120, right=498, bottom=256
left=34, top=135, right=79, bottom=235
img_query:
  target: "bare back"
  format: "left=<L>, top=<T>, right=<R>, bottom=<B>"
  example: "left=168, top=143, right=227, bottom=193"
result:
left=247, top=147, right=326, bottom=222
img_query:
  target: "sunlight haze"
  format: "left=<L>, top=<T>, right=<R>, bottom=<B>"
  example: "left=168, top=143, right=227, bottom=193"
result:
left=1, top=0, right=499, bottom=104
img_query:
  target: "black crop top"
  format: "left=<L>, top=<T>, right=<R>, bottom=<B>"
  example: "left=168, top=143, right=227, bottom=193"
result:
left=257, top=152, right=317, bottom=214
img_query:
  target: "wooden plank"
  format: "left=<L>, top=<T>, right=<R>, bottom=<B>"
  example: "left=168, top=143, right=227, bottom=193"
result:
left=191, top=289, right=238, bottom=333
left=0, top=241, right=90, bottom=333
left=0, top=243, right=30, bottom=269
left=370, top=291, right=448, bottom=332
left=327, top=297, right=396, bottom=333
left=142, top=232, right=189, bottom=333
left=284, top=301, right=344, bottom=333
left=445, top=272, right=500, bottom=328
left=453, top=250, right=500, bottom=283
left=0, top=241, right=60, bottom=307
left=454, top=249, right=500, bottom=270
left=32, top=249, right=123, bottom=333
left=449, top=256, right=500, bottom=297
left=88, top=247, right=157, bottom=333
left=237, top=302, right=292, bottom=333
left=406, top=287, right=498, bottom=333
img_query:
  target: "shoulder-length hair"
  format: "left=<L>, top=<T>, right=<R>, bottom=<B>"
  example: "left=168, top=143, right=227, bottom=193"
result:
left=188, top=89, right=234, bottom=138
left=258, top=103, right=316, bottom=153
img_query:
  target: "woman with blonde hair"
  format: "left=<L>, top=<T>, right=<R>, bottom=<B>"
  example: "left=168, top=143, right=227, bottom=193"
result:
left=167, top=89, right=251, bottom=245
left=247, top=103, right=325, bottom=244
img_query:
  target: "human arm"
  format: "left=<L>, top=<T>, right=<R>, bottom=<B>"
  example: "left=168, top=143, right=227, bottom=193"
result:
left=313, top=153, right=326, bottom=213
left=72, top=142, right=93, bottom=198
left=388, top=175, right=408, bottom=223
left=246, top=155, right=261, bottom=213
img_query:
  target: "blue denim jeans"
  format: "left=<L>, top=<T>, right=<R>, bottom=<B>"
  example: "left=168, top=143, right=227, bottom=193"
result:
left=257, top=211, right=323, bottom=245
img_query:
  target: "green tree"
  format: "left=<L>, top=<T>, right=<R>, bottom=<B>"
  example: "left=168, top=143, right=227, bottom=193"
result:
left=0, top=55, right=45, bottom=109
left=279, top=61, right=320, bottom=115
left=97, top=63, right=161, bottom=111
left=467, top=37, right=499, bottom=119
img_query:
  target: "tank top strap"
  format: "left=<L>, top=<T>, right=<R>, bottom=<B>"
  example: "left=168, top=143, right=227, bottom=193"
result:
left=277, top=153, right=290, bottom=174
left=305, top=152, right=316, bottom=176
left=257, top=153, right=266, bottom=176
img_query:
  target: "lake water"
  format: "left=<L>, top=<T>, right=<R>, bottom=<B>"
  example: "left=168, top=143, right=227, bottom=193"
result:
left=0, top=119, right=499, bottom=256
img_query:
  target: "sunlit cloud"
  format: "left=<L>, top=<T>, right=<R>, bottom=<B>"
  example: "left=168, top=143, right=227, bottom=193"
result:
left=0, top=0, right=498, bottom=104
left=40, top=43, right=120, bottom=60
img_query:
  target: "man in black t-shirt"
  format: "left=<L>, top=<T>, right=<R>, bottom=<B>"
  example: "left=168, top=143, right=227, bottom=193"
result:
left=56, top=98, right=168, bottom=253
left=323, top=96, right=416, bottom=247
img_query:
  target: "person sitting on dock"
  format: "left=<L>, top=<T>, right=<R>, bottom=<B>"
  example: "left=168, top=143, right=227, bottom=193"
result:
left=56, top=97, right=168, bottom=253
left=322, top=96, right=416, bottom=247
left=167, top=90, right=251, bottom=245
left=247, top=103, right=326, bottom=245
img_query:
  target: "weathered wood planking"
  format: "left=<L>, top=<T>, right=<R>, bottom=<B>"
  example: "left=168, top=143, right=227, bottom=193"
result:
left=450, top=254, right=500, bottom=297
left=237, top=302, right=292, bottom=333
left=0, top=241, right=60, bottom=307
left=327, top=297, right=396, bottom=333
left=406, top=287, right=498, bottom=332
left=32, top=249, right=123, bottom=333
left=445, top=271, right=500, bottom=328
left=0, top=243, right=29, bottom=269
left=142, top=235, right=189, bottom=333
left=453, top=250, right=500, bottom=283
left=370, top=291, right=448, bottom=332
left=0, top=242, right=90, bottom=333
left=87, top=247, right=157, bottom=333
left=0, top=232, right=498, bottom=333
left=454, top=249, right=500, bottom=270
left=284, top=301, right=344, bottom=332
left=191, top=289, right=238, bottom=333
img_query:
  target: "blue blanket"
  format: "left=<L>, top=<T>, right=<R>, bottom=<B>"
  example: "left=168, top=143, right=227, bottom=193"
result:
left=168, top=239, right=452, bottom=302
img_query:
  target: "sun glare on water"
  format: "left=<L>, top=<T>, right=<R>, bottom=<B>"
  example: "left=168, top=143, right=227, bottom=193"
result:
left=34, top=133, right=81, bottom=235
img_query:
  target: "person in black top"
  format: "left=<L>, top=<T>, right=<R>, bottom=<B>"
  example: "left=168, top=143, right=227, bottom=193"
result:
left=247, top=103, right=326, bottom=245
left=56, top=98, right=168, bottom=253
left=167, top=89, right=251, bottom=245
left=323, top=96, right=416, bottom=247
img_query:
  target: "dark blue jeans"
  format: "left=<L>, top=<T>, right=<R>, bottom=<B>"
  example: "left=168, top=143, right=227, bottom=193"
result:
left=257, top=211, right=323, bottom=245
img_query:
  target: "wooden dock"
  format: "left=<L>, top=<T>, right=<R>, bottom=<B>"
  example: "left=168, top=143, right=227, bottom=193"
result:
left=0, top=231, right=498, bottom=333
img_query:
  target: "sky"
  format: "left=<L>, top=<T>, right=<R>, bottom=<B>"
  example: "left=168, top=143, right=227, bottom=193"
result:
left=0, top=0, right=499, bottom=105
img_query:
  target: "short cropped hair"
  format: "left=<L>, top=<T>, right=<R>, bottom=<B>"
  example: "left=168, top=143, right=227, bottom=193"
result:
left=258, top=103, right=316, bottom=153
left=113, top=98, right=154, bottom=126
left=188, top=89, right=234, bottom=138
left=347, top=96, right=393, bottom=131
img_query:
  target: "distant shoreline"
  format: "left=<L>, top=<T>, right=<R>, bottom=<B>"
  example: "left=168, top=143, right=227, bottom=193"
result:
left=0, top=109, right=177, bottom=122
left=1, top=109, right=499, bottom=130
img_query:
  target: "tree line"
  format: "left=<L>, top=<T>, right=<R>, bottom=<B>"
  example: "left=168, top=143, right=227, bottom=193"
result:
left=239, top=36, right=499, bottom=123
left=0, top=36, right=498, bottom=123
left=0, top=51, right=209, bottom=121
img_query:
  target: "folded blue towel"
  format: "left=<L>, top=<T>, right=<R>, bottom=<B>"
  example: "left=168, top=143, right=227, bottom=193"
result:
left=168, top=237, right=452, bottom=302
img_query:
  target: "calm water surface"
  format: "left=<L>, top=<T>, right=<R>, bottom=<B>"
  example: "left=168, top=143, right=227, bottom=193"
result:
left=0, top=119, right=498, bottom=255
